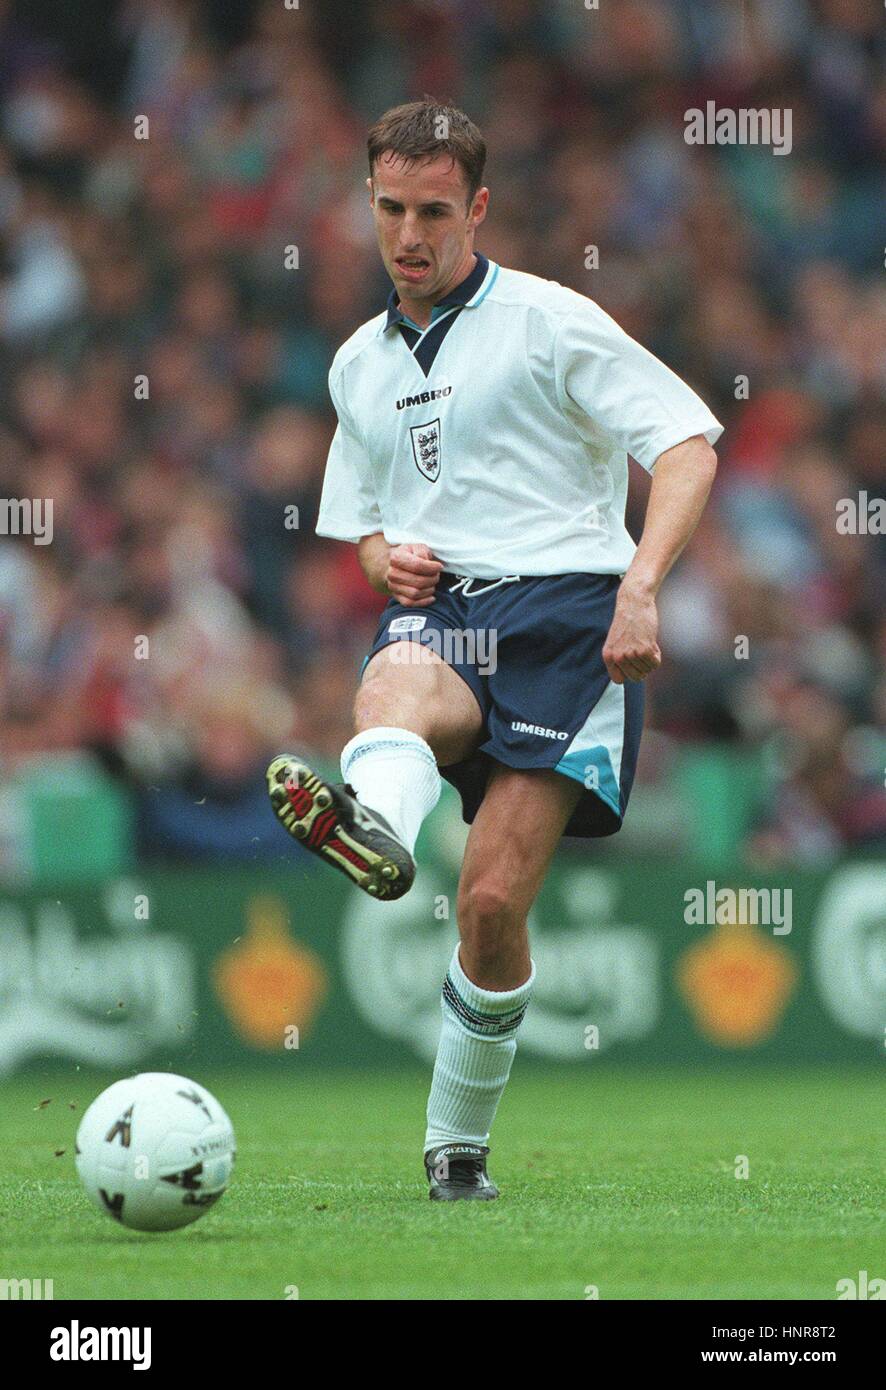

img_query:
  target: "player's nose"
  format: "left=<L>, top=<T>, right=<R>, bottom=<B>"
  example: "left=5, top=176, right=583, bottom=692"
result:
left=398, top=217, right=423, bottom=248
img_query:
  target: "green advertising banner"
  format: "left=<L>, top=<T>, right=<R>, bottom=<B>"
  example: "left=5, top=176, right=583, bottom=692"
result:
left=1, top=848, right=884, bottom=1074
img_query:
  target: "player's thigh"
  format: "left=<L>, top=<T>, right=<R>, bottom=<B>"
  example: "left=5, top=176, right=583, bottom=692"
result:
left=458, top=763, right=582, bottom=924
left=355, top=642, right=484, bottom=766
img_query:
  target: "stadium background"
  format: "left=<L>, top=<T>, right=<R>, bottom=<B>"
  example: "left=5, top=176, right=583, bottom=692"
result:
left=0, top=0, right=883, bottom=1066
left=0, top=0, right=883, bottom=1304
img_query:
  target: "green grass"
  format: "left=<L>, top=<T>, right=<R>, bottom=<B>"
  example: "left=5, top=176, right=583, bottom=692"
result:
left=1, top=1067, right=883, bottom=1300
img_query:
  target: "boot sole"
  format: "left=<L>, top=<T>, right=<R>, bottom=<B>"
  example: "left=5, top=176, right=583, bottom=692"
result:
left=266, top=756, right=414, bottom=901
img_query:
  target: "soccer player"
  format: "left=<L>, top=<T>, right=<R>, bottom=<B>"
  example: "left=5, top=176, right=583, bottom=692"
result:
left=268, top=101, right=722, bottom=1200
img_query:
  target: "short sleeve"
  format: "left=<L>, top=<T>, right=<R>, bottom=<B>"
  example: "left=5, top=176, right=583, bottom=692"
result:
left=316, top=370, right=383, bottom=542
left=553, top=302, right=723, bottom=473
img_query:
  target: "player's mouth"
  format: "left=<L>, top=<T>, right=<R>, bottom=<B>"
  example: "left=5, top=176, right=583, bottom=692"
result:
left=395, top=256, right=432, bottom=283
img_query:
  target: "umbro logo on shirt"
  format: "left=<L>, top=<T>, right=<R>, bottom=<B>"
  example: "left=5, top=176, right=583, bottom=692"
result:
left=396, top=387, right=452, bottom=410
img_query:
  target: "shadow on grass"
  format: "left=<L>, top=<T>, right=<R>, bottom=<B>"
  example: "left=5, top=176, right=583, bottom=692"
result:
left=49, top=1227, right=244, bottom=1247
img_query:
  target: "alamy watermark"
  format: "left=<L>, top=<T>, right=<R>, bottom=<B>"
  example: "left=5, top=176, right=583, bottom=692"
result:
left=836, top=492, right=884, bottom=535
left=50, top=1322, right=151, bottom=1369
left=0, top=1276, right=54, bottom=1299
left=684, top=880, right=792, bottom=935
left=387, top=620, right=497, bottom=675
left=0, top=498, right=53, bottom=545
left=684, top=103, right=792, bottom=156
left=836, top=1270, right=885, bottom=1300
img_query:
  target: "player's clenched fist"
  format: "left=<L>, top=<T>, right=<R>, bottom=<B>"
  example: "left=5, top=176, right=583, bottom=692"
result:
left=603, top=581, right=662, bottom=684
left=386, top=543, right=443, bottom=607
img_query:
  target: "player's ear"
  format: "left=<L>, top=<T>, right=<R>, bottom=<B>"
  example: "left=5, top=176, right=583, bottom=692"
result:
left=366, top=176, right=375, bottom=207
left=470, top=187, right=489, bottom=227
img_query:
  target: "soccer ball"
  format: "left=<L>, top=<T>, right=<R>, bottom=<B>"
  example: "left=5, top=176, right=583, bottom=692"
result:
left=75, top=1072, right=236, bottom=1232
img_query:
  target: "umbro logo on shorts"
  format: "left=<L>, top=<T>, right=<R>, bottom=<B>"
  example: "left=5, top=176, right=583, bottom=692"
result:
left=512, top=721, right=569, bottom=740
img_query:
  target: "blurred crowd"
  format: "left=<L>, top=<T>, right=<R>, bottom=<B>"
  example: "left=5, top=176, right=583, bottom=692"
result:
left=0, top=0, right=883, bottom=866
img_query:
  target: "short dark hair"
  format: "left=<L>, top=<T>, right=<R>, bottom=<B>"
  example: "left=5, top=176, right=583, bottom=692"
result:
left=367, top=99, right=486, bottom=204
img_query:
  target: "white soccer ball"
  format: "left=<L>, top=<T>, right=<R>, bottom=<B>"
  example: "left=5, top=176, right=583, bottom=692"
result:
left=75, top=1072, right=236, bottom=1232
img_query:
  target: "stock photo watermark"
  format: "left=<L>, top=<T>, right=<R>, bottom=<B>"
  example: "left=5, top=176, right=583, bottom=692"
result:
left=684, top=881, right=792, bottom=935
left=0, top=498, right=53, bottom=545
left=0, top=1276, right=54, bottom=1299
left=387, top=620, right=498, bottom=675
left=50, top=1323, right=151, bottom=1369
left=684, top=103, right=792, bottom=156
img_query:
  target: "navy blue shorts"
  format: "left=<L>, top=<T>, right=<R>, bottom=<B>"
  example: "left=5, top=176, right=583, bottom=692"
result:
left=362, top=572, right=645, bottom=839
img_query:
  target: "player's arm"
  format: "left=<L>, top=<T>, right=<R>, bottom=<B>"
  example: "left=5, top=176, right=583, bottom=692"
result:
left=358, top=533, right=443, bottom=607
left=320, top=368, right=442, bottom=608
left=603, top=434, right=717, bottom=684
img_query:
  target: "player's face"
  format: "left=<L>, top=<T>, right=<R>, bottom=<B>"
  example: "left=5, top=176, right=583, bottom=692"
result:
left=368, top=153, right=488, bottom=305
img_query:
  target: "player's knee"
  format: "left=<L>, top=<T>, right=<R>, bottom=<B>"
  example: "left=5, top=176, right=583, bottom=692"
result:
left=458, top=883, right=521, bottom=980
left=353, top=678, right=390, bottom=730
left=353, top=667, right=412, bottom=731
left=459, top=879, right=517, bottom=934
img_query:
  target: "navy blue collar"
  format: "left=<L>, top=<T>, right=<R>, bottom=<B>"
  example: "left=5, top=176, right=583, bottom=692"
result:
left=385, top=253, right=491, bottom=331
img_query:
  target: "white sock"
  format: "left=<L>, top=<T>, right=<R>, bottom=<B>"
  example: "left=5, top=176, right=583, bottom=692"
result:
left=424, top=946, right=535, bottom=1152
left=340, top=726, right=440, bottom=854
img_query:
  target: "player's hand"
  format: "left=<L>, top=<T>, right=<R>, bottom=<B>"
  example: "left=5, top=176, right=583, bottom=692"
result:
left=386, top=543, right=443, bottom=608
left=603, top=583, right=662, bottom=684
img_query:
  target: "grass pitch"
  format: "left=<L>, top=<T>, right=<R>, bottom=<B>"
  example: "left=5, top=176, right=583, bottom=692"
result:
left=1, top=1066, right=882, bottom=1301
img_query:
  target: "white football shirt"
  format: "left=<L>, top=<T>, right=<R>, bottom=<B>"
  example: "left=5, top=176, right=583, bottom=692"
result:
left=316, top=255, right=723, bottom=579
